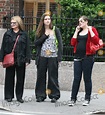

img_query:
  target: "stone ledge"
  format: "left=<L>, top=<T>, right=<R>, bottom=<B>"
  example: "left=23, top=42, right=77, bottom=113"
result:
left=0, top=61, right=105, bottom=93
left=0, top=28, right=105, bottom=92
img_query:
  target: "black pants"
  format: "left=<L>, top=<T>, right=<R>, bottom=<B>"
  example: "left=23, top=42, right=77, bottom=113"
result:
left=71, top=56, right=94, bottom=101
left=35, top=57, right=60, bottom=100
left=4, top=64, right=26, bottom=100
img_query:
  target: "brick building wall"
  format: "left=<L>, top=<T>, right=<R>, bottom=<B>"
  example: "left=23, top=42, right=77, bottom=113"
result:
left=0, top=0, right=19, bottom=28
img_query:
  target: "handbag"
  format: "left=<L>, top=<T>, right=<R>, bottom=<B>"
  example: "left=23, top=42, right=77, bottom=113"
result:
left=90, top=39, right=103, bottom=53
left=3, top=35, right=20, bottom=68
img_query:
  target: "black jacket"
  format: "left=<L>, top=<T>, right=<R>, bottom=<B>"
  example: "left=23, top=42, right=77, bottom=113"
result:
left=0, top=29, right=31, bottom=66
left=34, top=26, right=63, bottom=65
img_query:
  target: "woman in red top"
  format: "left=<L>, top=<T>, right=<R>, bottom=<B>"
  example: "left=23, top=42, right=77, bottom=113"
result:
left=68, top=15, right=103, bottom=106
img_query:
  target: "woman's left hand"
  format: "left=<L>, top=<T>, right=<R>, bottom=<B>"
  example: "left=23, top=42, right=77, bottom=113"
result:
left=26, top=63, right=29, bottom=66
left=88, top=26, right=92, bottom=31
left=88, top=26, right=95, bottom=37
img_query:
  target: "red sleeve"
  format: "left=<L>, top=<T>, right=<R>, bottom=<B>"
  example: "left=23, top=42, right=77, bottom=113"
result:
left=70, top=38, right=77, bottom=46
left=91, top=27, right=100, bottom=45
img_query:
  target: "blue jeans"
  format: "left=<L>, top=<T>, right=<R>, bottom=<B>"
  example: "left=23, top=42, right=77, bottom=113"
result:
left=71, top=56, right=94, bottom=101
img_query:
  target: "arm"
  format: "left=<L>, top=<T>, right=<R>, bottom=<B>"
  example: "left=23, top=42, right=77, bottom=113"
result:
left=88, top=26, right=100, bottom=45
left=55, top=27, right=63, bottom=62
left=25, top=32, right=31, bottom=65
left=0, top=32, right=7, bottom=62
left=71, top=26, right=80, bottom=46
left=71, top=38, right=77, bottom=46
left=34, top=34, right=49, bottom=47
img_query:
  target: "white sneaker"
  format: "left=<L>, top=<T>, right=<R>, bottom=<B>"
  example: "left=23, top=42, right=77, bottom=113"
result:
left=68, top=100, right=76, bottom=106
left=82, top=100, right=90, bottom=106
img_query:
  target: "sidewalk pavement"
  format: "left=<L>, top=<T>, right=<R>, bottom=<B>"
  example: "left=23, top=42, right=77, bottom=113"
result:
left=0, top=85, right=105, bottom=115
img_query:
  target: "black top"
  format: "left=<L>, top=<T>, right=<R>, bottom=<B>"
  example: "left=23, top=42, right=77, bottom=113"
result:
left=12, top=30, right=20, bottom=62
left=75, top=33, right=88, bottom=58
left=12, top=30, right=20, bottom=46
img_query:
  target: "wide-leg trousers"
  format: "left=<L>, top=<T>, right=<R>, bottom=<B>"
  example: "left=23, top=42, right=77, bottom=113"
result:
left=35, top=56, right=60, bottom=100
left=4, top=64, right=26, bottom=100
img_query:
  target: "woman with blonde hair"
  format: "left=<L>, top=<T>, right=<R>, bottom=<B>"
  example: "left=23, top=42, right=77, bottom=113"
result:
left=0, top=16, right=31, bottom=103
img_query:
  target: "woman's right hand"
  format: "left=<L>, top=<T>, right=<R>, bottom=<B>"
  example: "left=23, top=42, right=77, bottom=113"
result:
left=72, top=26, right=81, bottom=38
left=75, top=26, right=81, bottom=33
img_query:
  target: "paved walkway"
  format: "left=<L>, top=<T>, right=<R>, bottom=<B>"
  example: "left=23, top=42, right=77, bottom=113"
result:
left=0, top=85, right=105, bottom=115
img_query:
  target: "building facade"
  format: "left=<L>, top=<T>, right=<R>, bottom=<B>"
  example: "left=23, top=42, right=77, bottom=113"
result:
left=0, top=0, right=59, bottom=28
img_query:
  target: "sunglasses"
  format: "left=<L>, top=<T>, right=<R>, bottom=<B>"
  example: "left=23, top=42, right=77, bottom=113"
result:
left=78, top=20, right=85, bottom=23
left=11, top=22, right=17, bottom=25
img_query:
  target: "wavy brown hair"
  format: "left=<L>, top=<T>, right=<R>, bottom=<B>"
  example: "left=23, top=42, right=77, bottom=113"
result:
left=36, top=12, right=53, bottom=37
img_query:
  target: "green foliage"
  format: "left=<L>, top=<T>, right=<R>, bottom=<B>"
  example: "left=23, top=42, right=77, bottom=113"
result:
left=54, top=0, right=105, bottom=61
left=54, top=0, right=105, bottom=42
left=57, top=0, right=105, bottom=18
left=28, top=30, right=36, bottom=42
left=28, top=30, right=36, bottom=59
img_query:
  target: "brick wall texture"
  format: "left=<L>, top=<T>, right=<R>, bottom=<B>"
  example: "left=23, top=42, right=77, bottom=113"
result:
left=0, top=0, right=14, bottom=28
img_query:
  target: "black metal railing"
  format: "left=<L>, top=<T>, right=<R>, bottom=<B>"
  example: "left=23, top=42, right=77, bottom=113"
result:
left=2, top=16, right=105, bottom=61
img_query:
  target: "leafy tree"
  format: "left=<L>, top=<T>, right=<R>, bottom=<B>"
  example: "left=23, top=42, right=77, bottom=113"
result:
left=56, top=0, right=105, bottom=18
left=53, top=0, right=105, bottom=44
left=53, top=0, right=105, bottom=61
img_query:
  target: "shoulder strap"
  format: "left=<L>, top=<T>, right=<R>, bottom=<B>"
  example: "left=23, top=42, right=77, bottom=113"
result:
left=12, top=35, right=20, bottom=52
left=53, top=26, right=55, bottom=31
left=53, top=26, right=58, bottom=47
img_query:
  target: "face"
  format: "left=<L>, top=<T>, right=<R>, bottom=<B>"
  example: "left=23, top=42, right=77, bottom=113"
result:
left=11, top=19, right=19, bottom=29
left=44, top=15, right=51, bottom=26
left=78, top=17, right=88, bottom=28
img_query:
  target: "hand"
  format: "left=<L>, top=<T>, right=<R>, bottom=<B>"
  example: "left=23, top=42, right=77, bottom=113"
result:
left=72, top=26, right=81, bottom=38
left=0, top=62, right=3, bottom=66
left=99, top=39, right=103, bottom=46
left=75, top=26, right=81, bottom=33
left=88, top=26, right=95, bottom=37
left=26, top=63, right=29, bottom=66
left=45, top=31, right=50, bottom=36
left=88, top=26, right=92, bottom=31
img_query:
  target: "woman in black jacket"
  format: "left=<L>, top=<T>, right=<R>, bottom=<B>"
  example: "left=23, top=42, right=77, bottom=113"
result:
left=35, top=11, right=63, bottom=103
left=0, top=16, right=31, bottom=103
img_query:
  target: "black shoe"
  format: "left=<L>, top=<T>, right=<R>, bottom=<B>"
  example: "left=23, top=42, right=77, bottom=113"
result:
left=6, top=98, right=12, bottom=102
left=36, top=97, right=45, bottom=102
left=51, top=98, right=57, bottom=103
left=17, top=99, right=24, bottom=103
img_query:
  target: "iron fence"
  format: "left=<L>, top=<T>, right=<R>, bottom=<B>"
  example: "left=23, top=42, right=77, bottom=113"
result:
left=2, top=16, right=105, bottom=61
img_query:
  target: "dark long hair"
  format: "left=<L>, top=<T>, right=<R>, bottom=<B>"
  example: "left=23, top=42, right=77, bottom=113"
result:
left=78, top=15, right=89, bottom=33
left=36, top=12, right=53, bottom=37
